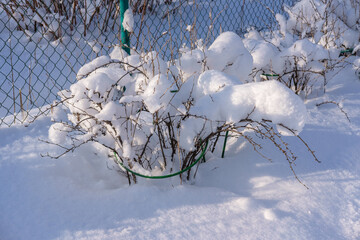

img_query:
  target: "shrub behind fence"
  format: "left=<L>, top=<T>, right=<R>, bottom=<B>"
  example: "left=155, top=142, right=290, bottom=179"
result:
left=0, top=0, right=297, bottom=127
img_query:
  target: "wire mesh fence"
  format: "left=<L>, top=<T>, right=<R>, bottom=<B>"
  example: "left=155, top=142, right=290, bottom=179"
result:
left=0, top=0, right=297, bottom=127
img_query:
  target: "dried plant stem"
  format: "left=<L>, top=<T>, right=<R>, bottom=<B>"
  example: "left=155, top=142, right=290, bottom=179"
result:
left=316, top=101, right=351, bottom=122
left=19, top=88, right=25, bottom=122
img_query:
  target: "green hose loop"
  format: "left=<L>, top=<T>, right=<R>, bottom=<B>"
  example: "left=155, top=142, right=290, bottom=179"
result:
left=113, top=140, right=209, bottom=179
left=339, top=48, right=355, bottom=57
left=261, top=73, right=280, bottom=77
left=260, top=73, right=279, bottom=80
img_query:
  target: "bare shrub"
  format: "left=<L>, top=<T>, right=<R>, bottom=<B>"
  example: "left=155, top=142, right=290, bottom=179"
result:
left=246, top=0, right=359, bottom=96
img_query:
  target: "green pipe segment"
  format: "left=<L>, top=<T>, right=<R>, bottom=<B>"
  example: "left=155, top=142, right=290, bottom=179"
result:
left=113, top=140, right=209, bottom=179
left=339, top=48, right=355, bottom=57
left=340, top=48, right=354, bottom=54
left=261, top=73, right=279, bottom=77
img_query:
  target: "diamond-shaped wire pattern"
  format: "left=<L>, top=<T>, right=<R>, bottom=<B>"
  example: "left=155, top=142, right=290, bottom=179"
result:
left=0, top=0, right=298, bottom=127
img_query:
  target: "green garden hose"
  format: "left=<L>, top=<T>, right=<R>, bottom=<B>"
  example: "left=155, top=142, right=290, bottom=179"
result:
left=113, top=140, right=208, bottom=179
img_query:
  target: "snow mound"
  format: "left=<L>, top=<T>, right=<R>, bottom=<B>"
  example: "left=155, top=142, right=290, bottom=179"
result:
left=196, top=70, right=239, bottom=98
left=77, top=56, right=112, bottom=80
left=207, top=31, right=253, bottom=82
left=192, top=80, right=307, bottom=135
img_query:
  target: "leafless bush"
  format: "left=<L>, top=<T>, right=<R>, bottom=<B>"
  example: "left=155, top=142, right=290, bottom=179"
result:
left=249, top=0, right=359, bottom=96
left=284, top=0, right=360, bottom=49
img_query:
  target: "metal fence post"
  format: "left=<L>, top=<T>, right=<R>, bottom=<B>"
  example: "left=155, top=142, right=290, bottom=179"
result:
left=120, top=0, right=131, bottom=54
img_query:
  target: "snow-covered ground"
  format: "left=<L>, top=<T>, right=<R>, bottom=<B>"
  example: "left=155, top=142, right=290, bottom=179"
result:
left=1, top=0, right=360, bottom=239
left=0, top=57, right=359, bottom=239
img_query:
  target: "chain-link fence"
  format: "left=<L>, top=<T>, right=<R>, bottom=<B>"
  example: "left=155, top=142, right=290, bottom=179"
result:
left=0, top=0, right=297, bottom=127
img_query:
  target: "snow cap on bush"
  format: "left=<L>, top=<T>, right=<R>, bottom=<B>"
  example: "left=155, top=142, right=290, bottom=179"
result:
left=142, top=74, right=173, bottom=114
left=109, top=46, right=129, bottom=61
left=176, top=48, right=205, bottom=80
left=207, top=31, right=253, bottom=82
left=192, top=80, right=307, bottom=135
left=195, top=70, right=239, bottom=99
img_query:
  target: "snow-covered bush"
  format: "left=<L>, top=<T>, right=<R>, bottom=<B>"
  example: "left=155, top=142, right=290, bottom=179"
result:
left=47, top=32, right=316, bottom=184
left=243, top=0, right=360, bottom=96
left=284, top=0, right=360, bottom=49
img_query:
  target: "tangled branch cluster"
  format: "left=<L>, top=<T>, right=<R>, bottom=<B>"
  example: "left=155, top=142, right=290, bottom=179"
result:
left=245, top=0, right=360, bottom=96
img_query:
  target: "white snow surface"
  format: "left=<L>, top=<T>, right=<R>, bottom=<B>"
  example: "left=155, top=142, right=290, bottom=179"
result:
left=1, top=0, right=360, bottom=238
left=1, top=58, right=360, bottom=240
